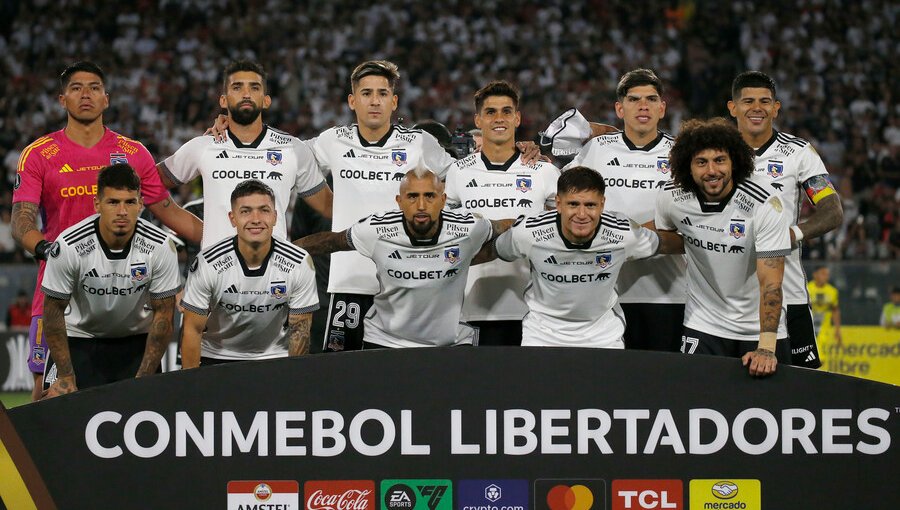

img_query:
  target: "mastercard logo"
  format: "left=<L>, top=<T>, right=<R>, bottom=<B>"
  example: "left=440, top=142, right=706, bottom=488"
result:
left=546, top=484, right=594, bottom=510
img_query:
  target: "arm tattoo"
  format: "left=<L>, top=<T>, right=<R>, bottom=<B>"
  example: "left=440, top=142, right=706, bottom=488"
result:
left=43, top=297, right=74, bottom=378
left=760, top=283, right=783, bottom=333
left=137, top=296, right=175, bottom=377
left=293, top=231, right=352, bottom=255
left=763, top=257, right=780, bottom=269
left=288, top=313, right=312, bottom=356
left=11, top=202, right=40, bottom=247
left=799, top=194, right=843, bottom=240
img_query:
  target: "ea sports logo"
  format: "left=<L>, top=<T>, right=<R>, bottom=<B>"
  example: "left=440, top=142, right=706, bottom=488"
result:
left=254, top=483, right=272, bottom=501
left=711, top=481, right=738, bottom=499
left=385, top=484, right=416, bottom=509
left=546, top=484, right=594, bottom=510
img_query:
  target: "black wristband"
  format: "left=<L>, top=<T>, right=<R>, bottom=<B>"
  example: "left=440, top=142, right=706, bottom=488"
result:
left=34, top=239, right=51, bottom=261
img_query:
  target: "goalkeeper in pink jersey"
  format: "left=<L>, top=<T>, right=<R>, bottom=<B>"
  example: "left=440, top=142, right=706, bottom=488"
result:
left=11, top=61, right=202, bottom=400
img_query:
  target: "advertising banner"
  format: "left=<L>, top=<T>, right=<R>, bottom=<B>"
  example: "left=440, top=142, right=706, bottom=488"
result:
left=4, top=348, right=899, bottom=509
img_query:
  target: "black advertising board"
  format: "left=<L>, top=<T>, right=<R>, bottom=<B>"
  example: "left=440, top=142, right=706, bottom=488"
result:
left=6, top=348, right=899, bottom=509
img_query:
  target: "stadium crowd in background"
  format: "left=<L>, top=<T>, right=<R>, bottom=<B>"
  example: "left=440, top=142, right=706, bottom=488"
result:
left=0, top=0, right=897, bottom=262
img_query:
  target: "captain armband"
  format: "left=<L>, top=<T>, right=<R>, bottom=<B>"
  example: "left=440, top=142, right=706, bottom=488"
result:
left=802, top=175, right=836, bottom=205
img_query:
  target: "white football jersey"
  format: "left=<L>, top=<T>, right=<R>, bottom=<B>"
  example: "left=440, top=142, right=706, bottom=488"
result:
left=655, top=175, right=791, bottom=341
left=41, top=215, right=181, bottom=338
left=181, top=237, right=319, bottom=360
left=160, top=126, right=327, bottom=248
left=495, top=210, right=659, bottom=347
left=348, top=209, right=492, bottom=348
left=310, top=124, right=456, bottom=294
left=565, top=131, right=686, bottom=304
left=445, top=150, right=560, bottom=321
left=752, top=130, right=830, bottom=305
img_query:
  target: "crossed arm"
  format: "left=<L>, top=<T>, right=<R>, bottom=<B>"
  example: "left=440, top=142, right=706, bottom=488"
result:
left=288, top=313, right=313, bottom=356
left=11, top=201, right=44, bottom=255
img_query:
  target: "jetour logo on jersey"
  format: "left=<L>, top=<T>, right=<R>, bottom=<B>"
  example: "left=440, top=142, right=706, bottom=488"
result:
left=130, top=263, right=148, bottom=282
left=729, top=221, right=746, bottom=239
left=767, top=162, right=784, bottom=178
left=515, top=176, right=532, bottom=192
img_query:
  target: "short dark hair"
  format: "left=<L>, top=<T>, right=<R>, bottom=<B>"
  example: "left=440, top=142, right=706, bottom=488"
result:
left=97, top=164, right=141, bottom=197
left=60, top=61, right=106, bottom=93
left=230, top=179, right=275, bottom=207
left=350, top=60, right=400, bottom=92
left=222, top=60, right=267, bottom=93
left=731, top=71, right=777, bottom=100
left=616, top=68, right=664, bottom=99
left=669, top=118, right=755, bottom=196
left=557, top=166, right=606, bottom=196
left=473, top=80, right=520, bottom=112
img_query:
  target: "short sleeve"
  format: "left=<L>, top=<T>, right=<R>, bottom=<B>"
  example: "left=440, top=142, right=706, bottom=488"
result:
left=625, top=219, right=660, bottom=261
left=40, top=240, right=78, bottom=300
left=495, top=218, right=527, bottom=262
left=11, top=138, right=50, bottom=205
left=148, top=236, right=182, bottom=299
left=474, top=216, right=493, bottom=247
left=180, top=256, right=215, bottom=316
left=755, top=196, right=791, bottom=258
left=159, top=136, right=206, bottom=187
left=654, top=188, right=677, bottom=231
left=131, top=143, right=169, bottom=205
left=421, top=132, right=455, bottom=179
left=292, top=138, right=327, bottom=197
left=797, top=144, right=830, bottom=185
left=290, top=254, right=320, bottom=314
left=541, top=164, right=561, bottom=208
left=306, top=135, right=331, bottom=177
left=444, top=167, right=462, bottom=209
left=348, top=216, right=378, bottom=259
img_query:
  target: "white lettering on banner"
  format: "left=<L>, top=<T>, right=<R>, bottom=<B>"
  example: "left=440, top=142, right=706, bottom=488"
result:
left=3, top=333, right=33, bottom=391
left=82, top=407, right=892, bottom=459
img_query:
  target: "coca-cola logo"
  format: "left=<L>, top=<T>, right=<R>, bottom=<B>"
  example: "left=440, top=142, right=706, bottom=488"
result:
left=305, top=481, right=376, bottom=510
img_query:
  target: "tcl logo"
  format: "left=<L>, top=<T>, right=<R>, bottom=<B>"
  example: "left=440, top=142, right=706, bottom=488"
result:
left=304, top=480, right=375, bottom=510
left=612, top=480, right=683, bottom=510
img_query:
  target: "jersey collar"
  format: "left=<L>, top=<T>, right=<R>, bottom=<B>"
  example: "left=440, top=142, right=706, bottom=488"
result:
left=402, top=212, right=444, bottom=246
left=754, top=130, right=779, bottom=157
left=233, top=236, right=275, bottom=277
left=227, top=125, right=269, bottom=149
left=696, top=184, right=739, bottom=213
left=481, top=149, right=521, bottom=171
left=356, top=124, right=395, bottom=147
left=556, top=212, right=601, bottom=249
left=623, top=131, right=666, bottom=152
left=95, top=217, right=135, bottom=260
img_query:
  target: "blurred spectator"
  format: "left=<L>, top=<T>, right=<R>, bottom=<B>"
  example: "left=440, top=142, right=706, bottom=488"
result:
left=0, top=205, right=17, bottom=262
left=5, top=289, right=30, bottom=330
left=881, top=287, right=900, bottom=329
left=0, top=0, right=895, bottom=261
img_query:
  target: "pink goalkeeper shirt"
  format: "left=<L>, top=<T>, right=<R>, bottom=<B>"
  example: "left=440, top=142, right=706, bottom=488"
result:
left=12, top=127, right=168, bottom=316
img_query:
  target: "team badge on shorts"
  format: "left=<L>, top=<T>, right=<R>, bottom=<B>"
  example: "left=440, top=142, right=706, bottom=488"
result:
left=109, top=153, right=128, bottom=165
left=392, top=151, right=407, bottom=166
left=595, top=252, right=612, bottom=268
left=729, top=221, right=746, bottom=239
left=515, top=176, right=532, bottom=192
left=31, top=346, right=45, bottom=365
left=444, top=246, right=461, bottom=264
left=266, top=150, right=283, bottom=166
left=767, top=162, right=784, bottom=178
left=131, top=263, right=148, bottom=281
left=270, top=282, right=287, bottom=299
left=657, top=158, right=670, bottom=173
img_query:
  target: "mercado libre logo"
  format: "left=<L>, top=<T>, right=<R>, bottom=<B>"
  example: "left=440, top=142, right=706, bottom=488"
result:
left=535, top=479, right=607, bottom=510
